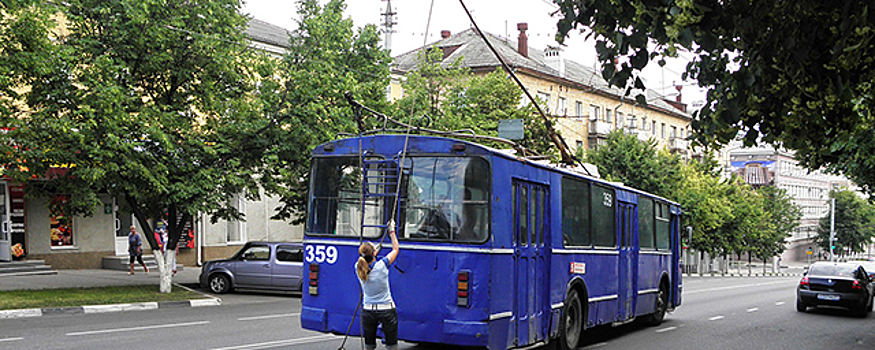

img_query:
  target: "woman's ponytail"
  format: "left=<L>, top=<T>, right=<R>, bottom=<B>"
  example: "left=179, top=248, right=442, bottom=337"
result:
left=356, top=243, right=376, bottom=281
left=356, top=256, right=370, bottom=281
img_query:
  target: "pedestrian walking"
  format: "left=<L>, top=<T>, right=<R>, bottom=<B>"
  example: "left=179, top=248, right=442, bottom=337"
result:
left=355, top=220, right=400, bottom=350
left=128, top=225, right=148, bottom=275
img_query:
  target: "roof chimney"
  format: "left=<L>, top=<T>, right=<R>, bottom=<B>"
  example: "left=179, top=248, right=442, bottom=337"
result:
left=675, top=85, right=683, bottom=103
left=517, top=23, right=528, bottom=58
left=545, top=46, right=566, bottom=78
left=441, top=30, right=451, bottom=39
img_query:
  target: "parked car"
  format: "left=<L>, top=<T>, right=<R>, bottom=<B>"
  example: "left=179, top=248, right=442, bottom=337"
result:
left=797, top=261, right=875, bottom=316
left=849, top=260, right=875, bottom=280
left=199, top=242, right=304, bottom=294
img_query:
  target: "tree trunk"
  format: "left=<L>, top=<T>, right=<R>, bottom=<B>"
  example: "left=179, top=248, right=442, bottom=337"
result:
left=699, top=250, right=705, bottom=276
left=159, top=249, right=176, bottom=294
left=747, top=254, right=751, bottom=276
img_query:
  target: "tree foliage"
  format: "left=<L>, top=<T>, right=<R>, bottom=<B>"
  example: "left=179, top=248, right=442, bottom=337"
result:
left=257, top=0, right=391, bottom=223
left=584, top=131, right=799, bottom=259
left=582, top=130, right=682, bottom=197
left=816, top=189, right=875, bottom=256
left=0, top=0, right=273, bottom=291
left=553, top=0, right=875, bottom=195
left=0, top=0, right=268, bottom=244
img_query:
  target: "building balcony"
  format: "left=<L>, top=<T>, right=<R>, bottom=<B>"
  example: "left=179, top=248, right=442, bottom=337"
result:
left=622, top=127, right=651, bottom=142
left=669, top=137, right=690, bottom=151
left=589, top=120, right=614, bottom=136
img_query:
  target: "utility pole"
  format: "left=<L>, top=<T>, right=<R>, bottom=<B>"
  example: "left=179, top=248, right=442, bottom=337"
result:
left=381, top=0, right=397, bottom=53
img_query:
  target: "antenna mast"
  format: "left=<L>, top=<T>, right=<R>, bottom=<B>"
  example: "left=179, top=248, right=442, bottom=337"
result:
left=381, top=0, right=398, bottom=52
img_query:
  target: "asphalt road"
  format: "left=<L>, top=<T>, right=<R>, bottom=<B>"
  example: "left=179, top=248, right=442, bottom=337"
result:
left=1, top=276, right=873, bottom=350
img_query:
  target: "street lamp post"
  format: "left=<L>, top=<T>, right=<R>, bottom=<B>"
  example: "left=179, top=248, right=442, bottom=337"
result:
left=830, top=197, right=836, bottom=262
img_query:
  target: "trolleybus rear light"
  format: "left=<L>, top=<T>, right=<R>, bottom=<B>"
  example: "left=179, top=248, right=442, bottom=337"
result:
left=309, top=263, right=319, bottom=296
left=457, top=270, right=470, bottom=307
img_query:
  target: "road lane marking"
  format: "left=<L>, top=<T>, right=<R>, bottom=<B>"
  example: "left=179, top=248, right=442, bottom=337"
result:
left=747, top=307, right=759, bottom=312
left=685, top=280, right=790, bottom=295
left=581, top=342, right=609, bottom=349
left=656, top=326, right=677, bottom=333
left=238, top=313, right=300, bottom=321
left=0, top=337, right=23, bottom=343
left=209, top=334, right=338, bottom=350
left=67, top=320, right=209, bottom=336
left=775, top=302, right=786, bottom=306
left=709, top=316, right=724, bottom=321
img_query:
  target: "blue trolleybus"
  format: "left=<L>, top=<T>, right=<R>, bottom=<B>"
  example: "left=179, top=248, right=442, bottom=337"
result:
left=301, top=134, right=682, bottom=350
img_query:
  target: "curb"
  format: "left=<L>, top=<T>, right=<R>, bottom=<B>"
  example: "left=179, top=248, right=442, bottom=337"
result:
left=0, top=282, right=221, bottom=320
left=0, top=298, right=221, bottom=319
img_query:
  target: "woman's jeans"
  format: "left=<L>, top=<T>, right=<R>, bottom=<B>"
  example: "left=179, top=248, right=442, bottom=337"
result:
left=361, top=308, right=398, bottom=349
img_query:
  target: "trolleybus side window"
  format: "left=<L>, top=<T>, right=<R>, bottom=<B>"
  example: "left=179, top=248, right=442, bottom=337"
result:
left=639, top=197, right=656, bottom=249
left=520, top=186, right=528, bottom=245
left=561, top=177, right=591, bottom=247
left=532, top=188, right=546, bottom=245
left=591, top=184, right=616, bottom=247
left=655, top=202, right=671, bottom=250
left=402, top=157, right=489, bottom=243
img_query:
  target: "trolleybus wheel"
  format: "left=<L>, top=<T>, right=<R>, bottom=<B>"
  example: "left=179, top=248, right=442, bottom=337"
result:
left=556, top=288, right=583, bottom=350
left=644, top=283, right=669, bottom=326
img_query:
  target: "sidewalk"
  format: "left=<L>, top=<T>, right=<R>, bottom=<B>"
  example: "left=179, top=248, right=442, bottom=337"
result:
left=0, top=266, right=221, bottom=319
left=0, top=266, right=202, bottom=291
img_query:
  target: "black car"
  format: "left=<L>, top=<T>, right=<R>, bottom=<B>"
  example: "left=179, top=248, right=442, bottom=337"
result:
left=797, top=262, right=875, bottom=316
left=199, top=242, right=304, bottom=294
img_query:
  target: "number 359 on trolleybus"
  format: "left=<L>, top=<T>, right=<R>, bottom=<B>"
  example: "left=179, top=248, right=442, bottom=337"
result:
left=301, top=134, right=683, bottom=350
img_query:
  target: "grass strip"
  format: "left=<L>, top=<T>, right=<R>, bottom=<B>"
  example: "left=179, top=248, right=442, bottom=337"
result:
left=0, top=285, right=205, bottom=310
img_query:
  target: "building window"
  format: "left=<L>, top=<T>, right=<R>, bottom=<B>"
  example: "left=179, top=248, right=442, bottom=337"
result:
left=641, top=117, right=648, bottom=131
left=616, top=112, right=624, bottom=128
left=628, top=115, right=637, bottom=129
left=50, top=194, right=74, bottom=247
left=652, top=120, right=657, bottom=135
left=576, top=140, right=584, bottom=150
left=605, top=109, right=613, bottom=123
left=558, top=97, right=567, bottom=116
left=671, top=126, right=678, bottom=138
left=661, top=123, right=666, bottom=138
left=575, top=101, right=583, bottom=118
left=537, top=91, right=551, bottom=113
left=589, top=105, right=600, bottom=121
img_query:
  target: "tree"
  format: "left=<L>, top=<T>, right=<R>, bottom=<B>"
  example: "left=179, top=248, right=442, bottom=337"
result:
left=816, top=189, right=875, bottom=256
left=581, top=130, right=682, bottom=197
left=553, top=0, right=875, bottom=195
left=753, top=185, right=802, bottom=262
left=0, top=0, right=278, bottom=292
left=390, top=45, right=469, bottom=121
left=259, top=0, right=391, bottom=223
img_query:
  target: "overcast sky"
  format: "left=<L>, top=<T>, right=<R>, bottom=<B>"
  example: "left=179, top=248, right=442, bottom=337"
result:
left=241, top=0, right=706, bottom=106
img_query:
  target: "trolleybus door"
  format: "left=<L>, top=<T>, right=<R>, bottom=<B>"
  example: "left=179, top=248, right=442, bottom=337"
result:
left=617, top=200, right=637, bottom=321
left=512, top=180, right=549, bottom=346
